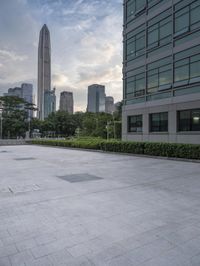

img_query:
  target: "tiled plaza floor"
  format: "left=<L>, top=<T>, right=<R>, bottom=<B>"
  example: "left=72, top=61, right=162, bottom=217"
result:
left=0, top=145, right=200, bottom=266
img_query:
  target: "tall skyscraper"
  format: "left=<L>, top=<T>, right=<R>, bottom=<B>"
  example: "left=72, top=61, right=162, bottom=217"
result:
left=122, top=0, right=200, bottom=144
left=37, top=24, right=51, bottom=120
left=87, top=84, right=106, bottom=113
left=59, top=91, right=74, bottom=114
left=105, top=96, right=114, bottom=114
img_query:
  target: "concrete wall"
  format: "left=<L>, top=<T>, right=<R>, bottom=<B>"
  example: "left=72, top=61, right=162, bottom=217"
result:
left=122, top=94, right=200, bottom=144
left=0, top=140, right=27, bottom=146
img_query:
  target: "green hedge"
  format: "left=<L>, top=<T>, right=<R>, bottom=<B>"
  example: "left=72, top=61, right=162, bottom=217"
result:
left=28, top=139, right=200, bottom=160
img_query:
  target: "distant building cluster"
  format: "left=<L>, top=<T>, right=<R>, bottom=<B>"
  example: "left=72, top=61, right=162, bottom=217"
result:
left=3, top=24, right=117, bottom=121
left=59, top=91, right=74, bottom=114
left=4, top=83, right=34, bottom=117
left=87, top=84, right=115, bottom=114
left=37, top=25, right=115, bottom=118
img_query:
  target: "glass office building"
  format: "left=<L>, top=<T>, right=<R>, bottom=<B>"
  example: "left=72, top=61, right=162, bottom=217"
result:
left=122, top=0, right=200, bottom=144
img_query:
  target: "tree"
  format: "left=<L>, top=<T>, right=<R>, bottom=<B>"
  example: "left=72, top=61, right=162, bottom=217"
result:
left=0, top=96, right=37, bottom=138
left=46, top=111, right=76, bottom=136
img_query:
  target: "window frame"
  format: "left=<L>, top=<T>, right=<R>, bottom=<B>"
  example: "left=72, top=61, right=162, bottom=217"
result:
left=126, top=0, right=146, bottom=22
left=147, top=56, right=172, bottom=93
left=149, top=112, right=168, bottom=132
left=177, top=109, right=200, bottom=132
left=174, top=51, right=200, bottom=86
left=126, top=27, right=145, bottom=61
left=147, top=13, right=172, bottom=50
left=128, top=115, right=143, bottom=133
left=174, top=0, right=200, bottom=37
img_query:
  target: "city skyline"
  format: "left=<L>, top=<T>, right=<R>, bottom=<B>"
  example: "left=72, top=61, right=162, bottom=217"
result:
left=0, top=0, right=123, bottom=112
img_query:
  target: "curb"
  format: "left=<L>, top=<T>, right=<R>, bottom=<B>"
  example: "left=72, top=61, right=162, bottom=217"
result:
left=28, top=143, right=200, bottom=164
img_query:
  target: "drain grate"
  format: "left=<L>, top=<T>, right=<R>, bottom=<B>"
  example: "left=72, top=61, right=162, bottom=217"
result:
left=57, top=173, right=103, bottom=183
left=14, top=157, right=36, bottom=161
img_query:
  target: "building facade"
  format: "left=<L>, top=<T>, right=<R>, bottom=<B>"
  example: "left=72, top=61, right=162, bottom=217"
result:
left=4, top=84, right=34, bottom=117
left=105, top=96, right=115, bottom=114
left=122, top=0, right=200, bottom=144
left=6, top=87, right=22, bottom=98
left=87, top=84, right=106, bottom=113
left=21, top=83, right=34, bottom=118
left=44, top=88, right=56, bottom=118
left=59, top=91, right=74, bottom=114
left=37, top=24, right=51, bottom=120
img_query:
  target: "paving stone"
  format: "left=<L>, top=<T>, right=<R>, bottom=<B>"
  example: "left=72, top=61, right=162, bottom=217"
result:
left=0, top=145, right=200, bottom=265
left=9, top=250, right=33, bottom=265
left=0, top=257, right=12, bottom=266
left=0, top=245, right=18, bottom=258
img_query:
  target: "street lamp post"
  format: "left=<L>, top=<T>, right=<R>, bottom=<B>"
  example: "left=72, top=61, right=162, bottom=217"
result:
left=106, top=121, right=111, bottom=141
left=0, top=116, right=2, bottom=139
left=0, top=109, right=3, bottom=139
left=28, top=117, right=31, bottom=139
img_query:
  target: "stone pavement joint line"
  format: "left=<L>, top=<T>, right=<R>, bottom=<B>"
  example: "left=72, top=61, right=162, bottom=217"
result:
left=0, top=145, right=200, bottom=265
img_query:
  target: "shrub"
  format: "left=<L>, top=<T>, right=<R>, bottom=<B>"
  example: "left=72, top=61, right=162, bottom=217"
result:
left=28, top=139, right=200, bottom=160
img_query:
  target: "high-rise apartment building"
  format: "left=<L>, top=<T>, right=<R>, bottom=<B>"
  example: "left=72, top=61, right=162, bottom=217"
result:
left=87, top=84, right=106, bottom=113
left=122, top=0, right=200, bottom=144
left=4, top=84, right=34, bottom=117
left=21, top=83, right=34, bottom=118
left=105, top=96, right=115, bottom=114
left=44, top=88, right=56, bottom=118
left=37, top=24, right=52, bottom=120
left=59, top=91, right=74, bottom=114
left=6, top=87, right=22, bottom=98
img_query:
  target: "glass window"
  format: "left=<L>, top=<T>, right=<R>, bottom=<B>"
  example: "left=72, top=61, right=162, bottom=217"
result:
left=174, top=59, right=189, bottom=82
left=147, top=10, right=172, bottom=49
left=136, top=0, right=146, bottom=11
left=125, top=72, right=145, bottom=98
left=148, top=25, right=159, bottom=48
left=127, top=40, right=135, bottom=59
left=126, top=77, right=135, bottom=95
left=175, top=7, right=189, bottom=34
left=178, top=109, right=200, bottom=131
left=126, top=29, right=145, bottom=61
left=150, top=112, right=168, bottom=132
left=191, top=1, right=200, bottom=30
left=174, top=51, right=200, bottom=84
left=159, top=69, right=171, bottom=86
left=126, top=0, right=146, bottom=20
left=135, top=73, right=145, bottom=96
left=190, top=54, right=200, bottom=79
left=128, top=115, right=143, bottom=132
left=136, top=34, right=145, bottom=56
left=148, top=70, right=158, bottom=90
left=127, top=0, right=135, bottom=18
left=147, top=57, right=172, bottom=93
left=175, top=1, right=200, bottom=36
left=148, top=0, right=165, bottom=9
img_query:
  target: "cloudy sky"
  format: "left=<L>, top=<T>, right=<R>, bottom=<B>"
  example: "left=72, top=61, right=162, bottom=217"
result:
left=0, top=0, right=123, bottom=111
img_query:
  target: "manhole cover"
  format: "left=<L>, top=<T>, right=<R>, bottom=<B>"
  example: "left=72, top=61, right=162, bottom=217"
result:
left=57, top=173, right=103, bottom=183
left=14, top=157, right=36, bottom=161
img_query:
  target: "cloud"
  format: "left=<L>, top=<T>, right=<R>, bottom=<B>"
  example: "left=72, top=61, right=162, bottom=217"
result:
left=0, top=49, right=28, bottom=62
left=0, top=0, right=123, bottom=111
left=52, top=73, right=69, bottom=87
